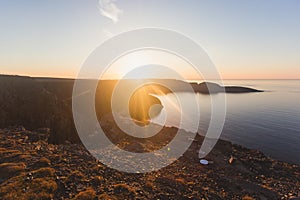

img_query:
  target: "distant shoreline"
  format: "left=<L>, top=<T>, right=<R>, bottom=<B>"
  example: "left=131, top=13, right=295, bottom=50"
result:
left=0, top=74, right=263, bottom=94
left=1, top=74, right=299, bottom=81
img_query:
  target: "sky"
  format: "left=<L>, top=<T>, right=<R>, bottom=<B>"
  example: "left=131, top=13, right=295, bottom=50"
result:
left=0, top=0, right=299, bottom=79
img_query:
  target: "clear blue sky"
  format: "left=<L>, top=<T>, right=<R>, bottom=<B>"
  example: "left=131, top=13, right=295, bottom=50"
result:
left=0, top=0, right=299, bottom=79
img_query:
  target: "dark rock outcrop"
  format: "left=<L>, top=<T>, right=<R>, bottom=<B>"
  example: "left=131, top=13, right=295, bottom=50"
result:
left=0, top=75, right=78, bottom=144
left=191, top=82, right=263, bottom=94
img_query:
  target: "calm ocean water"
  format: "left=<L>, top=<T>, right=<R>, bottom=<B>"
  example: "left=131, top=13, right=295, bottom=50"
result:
left=153, top=80, right=300, bottom=164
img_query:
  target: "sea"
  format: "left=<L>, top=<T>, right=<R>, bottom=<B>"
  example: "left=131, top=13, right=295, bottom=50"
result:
left=152, top=80, right=300, bottom=164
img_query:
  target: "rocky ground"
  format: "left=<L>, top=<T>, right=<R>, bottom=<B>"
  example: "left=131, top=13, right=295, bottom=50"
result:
left=0, top=126, right=299, bottom=200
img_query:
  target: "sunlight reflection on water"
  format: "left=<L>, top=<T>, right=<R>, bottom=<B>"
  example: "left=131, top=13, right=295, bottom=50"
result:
left=152, top=80, right=300, bottom=164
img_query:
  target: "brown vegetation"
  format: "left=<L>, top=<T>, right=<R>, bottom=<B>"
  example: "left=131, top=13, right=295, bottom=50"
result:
left=0, top=126, right=299, bottom=199
left=0, top=162, right=25, bottom=179
left=74, top=187, right=96, bottom=200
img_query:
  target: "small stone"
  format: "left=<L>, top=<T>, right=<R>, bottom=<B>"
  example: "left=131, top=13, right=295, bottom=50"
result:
left=229, top=156, right=234, bottom=164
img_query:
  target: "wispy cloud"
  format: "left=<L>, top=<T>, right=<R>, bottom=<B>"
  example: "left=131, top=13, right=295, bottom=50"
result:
left=98, top=0, right=123, bottom=23
left=102, top=29, right=114, bottom=38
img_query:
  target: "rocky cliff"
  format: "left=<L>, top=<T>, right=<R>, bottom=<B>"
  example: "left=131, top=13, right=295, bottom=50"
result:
left=0, top=75, right=262, bottom=144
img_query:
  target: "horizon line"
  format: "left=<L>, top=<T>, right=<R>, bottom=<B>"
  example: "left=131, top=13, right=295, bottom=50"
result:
left=1, top=73, right=300, bottom=81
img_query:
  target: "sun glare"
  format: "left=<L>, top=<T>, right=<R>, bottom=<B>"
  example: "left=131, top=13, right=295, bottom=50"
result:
left=102, top=49, right=201, bottom=80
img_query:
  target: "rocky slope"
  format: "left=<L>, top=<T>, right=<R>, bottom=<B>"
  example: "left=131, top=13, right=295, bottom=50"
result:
left=0, top=126, right=299, bottom=200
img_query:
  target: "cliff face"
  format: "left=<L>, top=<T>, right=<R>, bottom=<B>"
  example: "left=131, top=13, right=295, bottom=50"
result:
left=0, top=75, right=78, bottom=144
left=0, top=76, right=165, bottom=144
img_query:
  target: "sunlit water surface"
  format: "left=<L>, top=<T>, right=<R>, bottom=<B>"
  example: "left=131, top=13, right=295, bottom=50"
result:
left=152, top=80, right=300, bottom=164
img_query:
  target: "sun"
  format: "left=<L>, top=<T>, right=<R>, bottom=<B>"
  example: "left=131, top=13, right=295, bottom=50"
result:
left=101, top=49, right=201, bottom=80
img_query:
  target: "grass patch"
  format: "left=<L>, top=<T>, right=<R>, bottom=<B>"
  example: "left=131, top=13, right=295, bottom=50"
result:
left=98, top=193, right=118, bottom=200
left=113, top=183, right=136, bottom=194
left=0, top=167, right=57, bottom=200
left=32, top=167, right=55, bottom=178
left=0, top=162, right=25, bottom=179
left=33, top=157, right=51, bottom=167
left=74, top=187, right=96, bottom=200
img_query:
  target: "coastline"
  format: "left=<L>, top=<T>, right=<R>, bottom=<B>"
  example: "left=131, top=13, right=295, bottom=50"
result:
left=0, top=74, right=299, bottom=199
